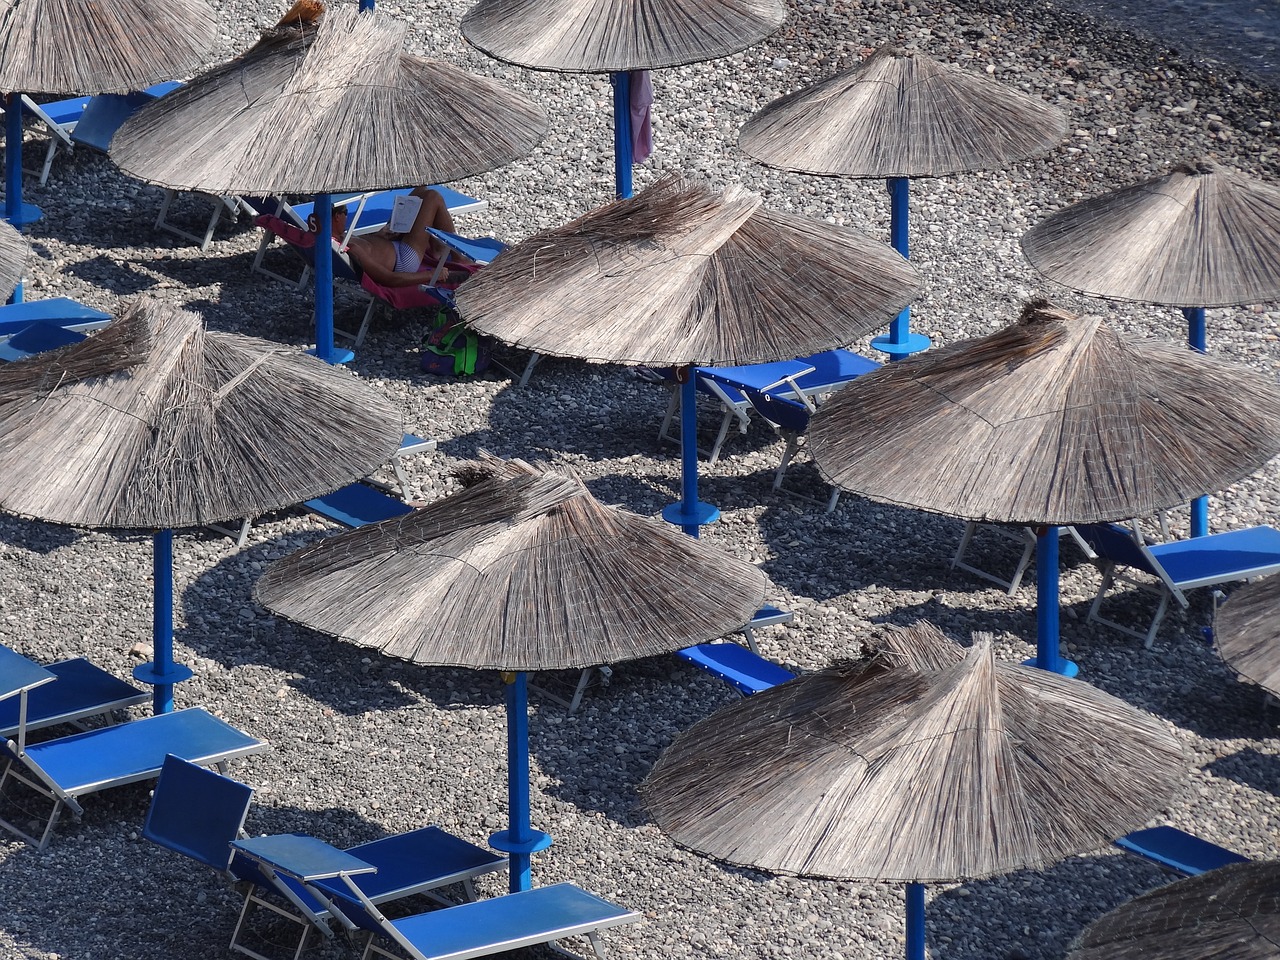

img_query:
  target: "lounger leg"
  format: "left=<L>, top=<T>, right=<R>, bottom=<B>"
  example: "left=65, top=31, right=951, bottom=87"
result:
left=707, top=408, right=736, bottom=465
left=1145, top=592, right=1172, bottom=650
left=773, top=437, right=800, bottom=491
left=658, top=387, right=680, bottom=445
left=518, top=353, right=540, bottom=388
left=824, top=487, right=841, bottom=513
left=1005, top=529, right=1038, bottom=595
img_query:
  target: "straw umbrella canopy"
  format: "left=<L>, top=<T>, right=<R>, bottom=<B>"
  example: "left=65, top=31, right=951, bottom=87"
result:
left=0, top=297, right=403, bottom=710
left=255, top=452, right=769, bottom=892
left=1022, top=161, right=1280, bottom=537
left=454, top=174, right=919, bottom=534
left=642, top=621, right=1188, bottom=960
left=739, top=44, right=1067, bottom=357
left=0, top=0, right=218, bottom=229
left=1067, top=859, right=1280, bottom=960
left=109, top=1, right=549, bottom=362
left=806, top=300, right=1280, bottom=672
left=1021, top=161, right=1280, bottom=311
left=0, top=216, right=30, bottom=298
left=461, top=0, right=787, bottom=196
left=1210, top=575, right=1280, bottom=697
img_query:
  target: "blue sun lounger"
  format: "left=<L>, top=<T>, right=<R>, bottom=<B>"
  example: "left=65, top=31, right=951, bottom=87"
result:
left=1075, top=521, right=1280, bottom=647
left=0, top=650, right=266, bottom=850
left=1115, top=826, right=1251, bottom=876
left=231, top=833, right=638, bottom=960
left=145, top=757, right=507, bottom=960
left=0, top=645, right=146, bottom=741
left=0, top=296, right=111, bottom=338
left=17, top=95, right=89, bottom=184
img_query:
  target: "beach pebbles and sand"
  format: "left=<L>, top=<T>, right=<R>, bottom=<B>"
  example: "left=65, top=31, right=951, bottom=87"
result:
left=1, top=0, right=1278, bottom=958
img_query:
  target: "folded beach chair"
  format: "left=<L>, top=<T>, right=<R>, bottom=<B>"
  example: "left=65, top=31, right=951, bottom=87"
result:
left=0, top=687, right=265, bottom=849
left=144, top=756, right=507, bottom=960
left=17, top=95, right=89, bottom=185
left=230, top=831, right=638, bottom=960
left=1075, top=520, right=1280, bottom=648
left=0, top=644, right=147, bottom=743
left=0, top=296, right=112, bottom=337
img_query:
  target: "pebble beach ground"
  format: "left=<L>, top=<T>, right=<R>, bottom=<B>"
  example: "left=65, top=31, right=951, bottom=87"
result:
left=1, top=0, right=1278, bottom=959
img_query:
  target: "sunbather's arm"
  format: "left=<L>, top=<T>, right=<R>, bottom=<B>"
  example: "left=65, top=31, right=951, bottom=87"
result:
left=347, top=243, right=443, bottom=288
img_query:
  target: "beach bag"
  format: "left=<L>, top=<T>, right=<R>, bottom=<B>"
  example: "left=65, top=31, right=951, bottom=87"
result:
left=420, top=301, right=491, bottom=376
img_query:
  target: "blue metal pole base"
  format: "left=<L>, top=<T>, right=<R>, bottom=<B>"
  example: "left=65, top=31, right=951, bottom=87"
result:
left=132, top=661, right=195, bottom=715
left=871, top=329, right=931, bottom=360
left=661, top=499, right=720, bottom=536
left=3, top=201, right=41, bottom=228
left=305, top=345, right=355, bottom=365
left=489, top=828, right=554, bottom=893
left=1021, top=653, right=1079, bottom=677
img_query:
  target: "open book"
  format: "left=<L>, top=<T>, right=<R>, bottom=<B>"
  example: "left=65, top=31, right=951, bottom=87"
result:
left=388, top=193, right=422, bottom=233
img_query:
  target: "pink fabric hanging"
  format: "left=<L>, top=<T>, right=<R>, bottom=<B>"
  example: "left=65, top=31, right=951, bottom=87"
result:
left=629, top=70, right=654, bottom=164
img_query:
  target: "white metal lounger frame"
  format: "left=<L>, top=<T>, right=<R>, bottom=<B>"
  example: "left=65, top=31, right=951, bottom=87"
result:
left=18, top=95, right=79, bottom=185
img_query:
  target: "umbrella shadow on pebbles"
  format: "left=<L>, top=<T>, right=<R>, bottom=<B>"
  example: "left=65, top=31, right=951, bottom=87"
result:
left=1206, top=747, right=1280, bottom=797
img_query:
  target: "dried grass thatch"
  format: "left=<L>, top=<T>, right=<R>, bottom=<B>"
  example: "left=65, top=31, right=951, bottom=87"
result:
left=0, top=0, right=217, bottom=95
left=110, top=3, right=549, bottom=195
left=460, top=0, right=786, bottom=72
left=0, top=297, right=403, bottom=529
left=807, top=299, right=1280, bottom=526
left=0, top=217, right=30, bottom=299
left=454, top=175, right=920, bottom=366
left=1067, top=860, right=1280, bottom=960
left=255, top=453, right=768, bottom=671
left=1210, top=575, right=1280, bottom=697
left=1021, top=161, right=1280, bottom=308
left=739, top=46, right=1067, bottom=179
left=641, top=622, right=1187, bottom=883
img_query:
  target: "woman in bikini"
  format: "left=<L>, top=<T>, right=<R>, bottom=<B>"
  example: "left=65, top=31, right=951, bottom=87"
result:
left=309, top=187, right=471, bottom=288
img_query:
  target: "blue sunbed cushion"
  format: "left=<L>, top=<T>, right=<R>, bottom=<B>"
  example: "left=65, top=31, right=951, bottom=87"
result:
left=0, top=645, right=56, bottom=701
left=0, top=656, right=146, bottom=738
left=388, top=883, right=638, bottom=960
left=313, top=826, right=506, bottom=904
left=0, top=320, right=88, bottom=361
left=1151, top=526, right=1280, bottom=588
left=20, top=707, right=264, bottom=796
left=0, top=297, right=112, bottom=337
left=676, top=643, right=796, bottom=695
left=304, top=483, right=412, bottom=529
left=1116, top=826, right=1251, bottom=876
left=23, top=95, right=90, bottom=127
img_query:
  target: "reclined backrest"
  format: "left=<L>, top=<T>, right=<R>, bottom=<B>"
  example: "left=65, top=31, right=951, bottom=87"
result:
left=1074, top=522, right=1156, bottom=574
left=144, top=754, right=252, bottom=873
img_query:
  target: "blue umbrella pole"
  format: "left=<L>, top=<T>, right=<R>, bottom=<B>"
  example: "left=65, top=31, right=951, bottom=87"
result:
left=489, top=671, right=552, bottom=893
left=871, top=177, right=929, bottom=361
left=611, top=73, right=634, bottom=199
left=1023, top=526, right=1078, bottom=677
left=4, top=93, right=41, bottom=290
left=661, top=371, right=721, bottom=537
left=358, top=0, right=373, bottom=9
left=132, top=529, right=193, bottom=714
left=1184, top=306, right=1210, bottom=537
left=905, top=883, right=926, bottom=960
left=307, top=194, right=354, bottom=366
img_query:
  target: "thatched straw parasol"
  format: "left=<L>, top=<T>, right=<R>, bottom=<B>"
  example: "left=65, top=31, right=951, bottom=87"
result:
left=807, top=300, right=1280, bottom=673
left=1211, top=575, right=1280, bottom=697
left=0, top=297, right=403, bottom=711
left=0, top=0, right=217, bottom=95
left=1022, top=161, right=1280, bottom=537
left=642, top=621, right=1187, bottom=960
left=453, top=174, right=919, bottom=534
left=0, top=0, right=218, bottom=231
left=109, top=1, right=548, bottom=363
left=255, top=452, right=768, bottom=893
left=1021, top=162, right=1280, bottom=311
left=0, top=216, right=30, bottom=298
left=460, top=0, right=786, bottom=196
left=112, top=2, right=548, bottom=196
left=1066, top=860, right=1280, bottom=960
left=739, top=44, right=1067, bottom=358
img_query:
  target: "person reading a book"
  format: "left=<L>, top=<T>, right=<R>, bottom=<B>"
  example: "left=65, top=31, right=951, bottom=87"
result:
left=307, top=187, right=471, bottom=288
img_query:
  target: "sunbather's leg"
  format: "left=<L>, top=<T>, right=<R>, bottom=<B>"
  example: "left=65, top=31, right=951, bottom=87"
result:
left=404, top=187, right=464, bottom=264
